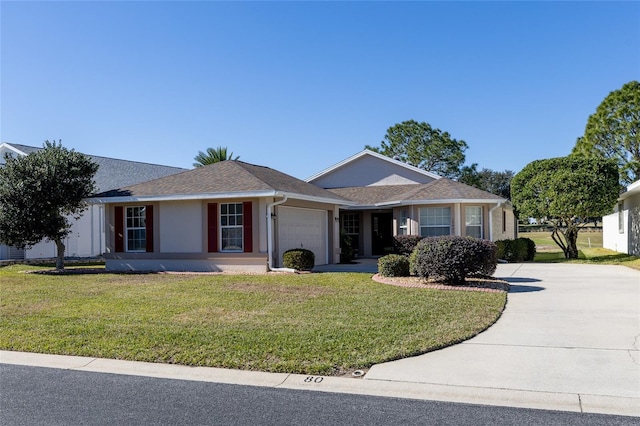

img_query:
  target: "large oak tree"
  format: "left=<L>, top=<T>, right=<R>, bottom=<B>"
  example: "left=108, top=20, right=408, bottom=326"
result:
left=511, top=156, right=619, bottom=259
left=0, top=141, right=98, bottom=270
left=366, top=120, right=468, bottom=179
left=572, top=80, right=640, bottom=186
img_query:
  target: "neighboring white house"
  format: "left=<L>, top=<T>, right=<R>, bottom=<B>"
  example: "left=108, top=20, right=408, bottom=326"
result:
left=603, top=179, right=640, bottom=256
left=0, top=143, right=185, bottom=261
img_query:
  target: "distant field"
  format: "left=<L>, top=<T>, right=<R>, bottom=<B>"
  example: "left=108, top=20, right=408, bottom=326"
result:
left=519, top=230, right=603, bottom=252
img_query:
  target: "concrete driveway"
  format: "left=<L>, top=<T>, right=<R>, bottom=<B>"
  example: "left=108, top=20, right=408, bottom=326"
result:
left=365, top=263, right=640, bottom=414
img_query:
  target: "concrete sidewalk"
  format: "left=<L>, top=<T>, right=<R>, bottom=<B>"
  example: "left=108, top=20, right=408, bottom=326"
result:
left=2, top=263, right=639, bottom=417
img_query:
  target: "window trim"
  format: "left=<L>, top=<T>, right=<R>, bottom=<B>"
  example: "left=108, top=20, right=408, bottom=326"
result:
left=465, top=206, right=483, bottom=239
left=220, top=202, right=244, bottom=252
left=122, top=205, right=153, bottom=253
left=207, top=201, right=253, bottom=254
left=398, top=209, right=409, bottom=235
left=618, top=201, right=625, bottom=234
left=419, top=207, right=451, bottom=237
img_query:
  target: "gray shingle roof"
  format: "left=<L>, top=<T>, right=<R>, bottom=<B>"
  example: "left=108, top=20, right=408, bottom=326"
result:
left=95, top=160, right=351, bottom=203
left=5, top=143, right=186, bottom=193
left=328, top=178, right=504, bottom=206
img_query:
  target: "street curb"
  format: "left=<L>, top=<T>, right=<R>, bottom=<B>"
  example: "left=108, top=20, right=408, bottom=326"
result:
left=2, top=351, right=638, bottom=418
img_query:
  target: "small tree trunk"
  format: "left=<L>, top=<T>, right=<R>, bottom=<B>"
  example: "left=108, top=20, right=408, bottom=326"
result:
left=563, top=226, right=579, bottom=259
left=54, top=238, right=65, bottom=271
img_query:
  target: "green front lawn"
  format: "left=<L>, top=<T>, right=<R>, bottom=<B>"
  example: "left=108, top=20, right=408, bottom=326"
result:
left=520, top=231, right=640, bottom=270
left=0, top=265, right=506, bottom=375
left=520, top=230, right=603, bottom=252
left=534, top=248, right=640, bottom=270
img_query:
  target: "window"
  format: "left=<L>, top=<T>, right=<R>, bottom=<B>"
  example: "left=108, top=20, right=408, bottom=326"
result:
left=419, top=207, right=451, bottom=237
left=126, top=206, right=147, bottom=252
left=502, top=210, right=507, bottom=233
left=221, top=203, right=243, bottom=251
left=341, top=213, right=360, bottom=254
left=619, top=201, right=625, bottom=234
left=465, top=206, right=483, bottom=239
left=207, top=202, right=252, bottom=253
left=398, top=210, right=409, bottom=235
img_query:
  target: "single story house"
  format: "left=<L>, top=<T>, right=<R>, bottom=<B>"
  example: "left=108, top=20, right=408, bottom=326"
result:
left=603, top=179, right=640, bottom=256
left=90, top=149, right=515, bottom=272
left=0, top=142, right=185, bottom=261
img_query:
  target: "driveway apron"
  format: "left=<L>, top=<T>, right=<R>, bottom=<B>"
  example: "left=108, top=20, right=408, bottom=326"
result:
left=365, top=263, right=640, bottom=400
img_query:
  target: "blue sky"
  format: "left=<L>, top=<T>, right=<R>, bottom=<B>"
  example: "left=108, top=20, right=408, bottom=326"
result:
left=2, top=1, right=639, bottom=179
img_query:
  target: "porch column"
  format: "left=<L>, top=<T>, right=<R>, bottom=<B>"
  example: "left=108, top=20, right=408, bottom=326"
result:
left=454, top=203, right=461, bottom=236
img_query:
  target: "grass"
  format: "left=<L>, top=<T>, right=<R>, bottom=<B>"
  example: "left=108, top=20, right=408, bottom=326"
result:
left=520, top=230, right=603, bottom=252
left=520, top=231, right=640, bottom=271
left=0, top=265, right=506, bottom=376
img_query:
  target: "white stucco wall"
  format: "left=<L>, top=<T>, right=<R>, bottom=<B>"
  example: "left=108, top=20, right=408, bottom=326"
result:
left=158, top=200, right=202, bottom=253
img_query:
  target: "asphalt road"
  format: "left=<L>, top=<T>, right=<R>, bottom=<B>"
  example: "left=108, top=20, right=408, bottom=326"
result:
left=1, top=365, right=637, bottom=426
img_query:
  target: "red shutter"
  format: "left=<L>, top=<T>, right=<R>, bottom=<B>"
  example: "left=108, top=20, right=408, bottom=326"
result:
left=145, top=205, right=154, bottom=252
left=115, top=206, right=124, bottom=252
left=243, top=201, right=253, bottom=253
left=208, top=203, right=218, bottom=252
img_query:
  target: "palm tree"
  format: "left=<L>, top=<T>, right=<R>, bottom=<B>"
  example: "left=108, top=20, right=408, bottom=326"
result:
left=193, top=146, right=240, bottom=168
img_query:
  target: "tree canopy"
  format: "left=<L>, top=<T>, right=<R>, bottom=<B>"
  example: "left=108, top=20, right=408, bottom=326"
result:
left=511, top=156, right=619, bottom=259
left=0, top=141, right=98, bottom=270
left=365, top=120, right=468, bottom=179
left=458, top=165, right=514, bottom=199
left=572, top=80, right=640, bottom=186
left=193, top=146, right=240, bottom=168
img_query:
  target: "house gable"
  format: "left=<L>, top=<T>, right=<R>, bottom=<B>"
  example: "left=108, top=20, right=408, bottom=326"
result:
left=306, top=150, right=440, bottom=189
left=0, top=143, right=29, bottom=165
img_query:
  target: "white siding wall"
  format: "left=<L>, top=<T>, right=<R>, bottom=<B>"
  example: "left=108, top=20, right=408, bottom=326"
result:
left=159, top=201, right=202, bottom=253
left=25, top=205, right=105, bottom=259
left=603, top=211, right=627, bottom=254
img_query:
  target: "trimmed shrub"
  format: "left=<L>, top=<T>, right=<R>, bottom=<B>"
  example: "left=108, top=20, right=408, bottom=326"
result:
left=378, top=254, right=410, bottom=277
left=412, top=236, right=497, bottom=285
left=282, top=248, right=315, bottom=271
left=393, top=235, right=424, bottom=257
left=496, top=238, right=536, bottom=262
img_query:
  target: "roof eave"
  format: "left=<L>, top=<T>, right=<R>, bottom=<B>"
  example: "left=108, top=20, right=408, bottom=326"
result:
left=374, top=198, right=509, bottom=207
left=87, top=190, right=356, bottom=206
left=87, top=190, right=280, bottom=204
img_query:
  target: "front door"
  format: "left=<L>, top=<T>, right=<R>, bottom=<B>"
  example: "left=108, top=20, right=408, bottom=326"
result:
left=371, top=213, right=393, bottom=255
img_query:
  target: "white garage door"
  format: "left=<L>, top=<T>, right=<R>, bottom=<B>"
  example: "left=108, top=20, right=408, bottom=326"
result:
left=278, top=207, right=327, bottom=266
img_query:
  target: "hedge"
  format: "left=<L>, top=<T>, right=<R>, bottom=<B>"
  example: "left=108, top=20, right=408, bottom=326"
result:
left=495, top=238, right=536, bottom=262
